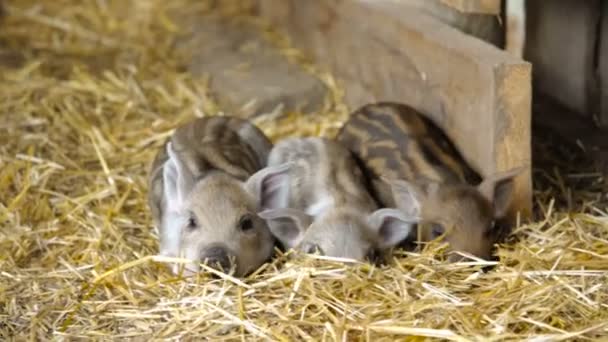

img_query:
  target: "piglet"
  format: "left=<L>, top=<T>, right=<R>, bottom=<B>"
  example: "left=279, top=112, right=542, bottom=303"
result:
left=336, top=102, right=525, bottom=261
left=258, top=137, right=417, bottom=262
left=147, top=116, right=291, bottom=276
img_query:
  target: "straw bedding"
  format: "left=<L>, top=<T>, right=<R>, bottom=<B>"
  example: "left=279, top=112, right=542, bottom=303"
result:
left=0, top=1, right=606, bottom=340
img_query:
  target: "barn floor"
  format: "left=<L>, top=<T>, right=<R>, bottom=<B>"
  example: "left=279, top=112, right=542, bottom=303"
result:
left=0, top=1, right=607, bottom=340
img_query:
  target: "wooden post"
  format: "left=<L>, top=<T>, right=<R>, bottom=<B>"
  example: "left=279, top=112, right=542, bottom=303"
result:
left=440, top=0, right=501, bottom=14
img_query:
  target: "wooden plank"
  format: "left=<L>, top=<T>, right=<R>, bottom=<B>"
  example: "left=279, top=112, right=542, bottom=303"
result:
left=505, top=0, right=525, bottom=58
left=257, top=0, right=532, bottom=221
left=440, top=0, right=501, bottom=15
left=390, top=0, right=503, bottom=46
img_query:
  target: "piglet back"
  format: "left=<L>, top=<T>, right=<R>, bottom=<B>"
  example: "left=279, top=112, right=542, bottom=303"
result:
left=147, top=116, right=272, bottom=228
left=268, top=137, right=378, bottom=214
left=337, top=102, right=481, bottom=186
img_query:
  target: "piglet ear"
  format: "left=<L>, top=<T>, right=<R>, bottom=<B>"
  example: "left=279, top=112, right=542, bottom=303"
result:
left=163, top=142, right=195, bottom=210
left=159, top=211, right=183, bottom=258
left=368, top=208, right=418, bottom=249
left=245, top=162, right=292, bottom=210
left=382, top=177, right=429, bottom=218
left=258, top=208, right=312, bottom=249
left=478, top=166, right=526, bottom=219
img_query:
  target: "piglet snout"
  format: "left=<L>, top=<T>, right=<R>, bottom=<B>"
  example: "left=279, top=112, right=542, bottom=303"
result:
left=201, top=246, right=234, bottom=274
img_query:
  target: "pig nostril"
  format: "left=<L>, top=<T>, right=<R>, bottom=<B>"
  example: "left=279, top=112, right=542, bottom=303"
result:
left=202, top=257, right=231, bottom=273
left=200, top=246, right=233, bottom=273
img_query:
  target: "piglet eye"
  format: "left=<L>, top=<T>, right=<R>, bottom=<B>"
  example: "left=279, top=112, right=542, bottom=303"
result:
left=239, top=214, right=255, bottom=232
left=303, top=243, right=323, bottom=255
left=487, top=220, right=502, bottom=238
left=186, top=214, right=198, bottom=231
left=366, top=248, right=382, bottom=264
left=430, top=223, right=445, bottom=239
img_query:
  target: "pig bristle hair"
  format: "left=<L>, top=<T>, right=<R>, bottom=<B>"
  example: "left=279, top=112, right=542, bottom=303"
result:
left=1, top=1, right=607, bottom=341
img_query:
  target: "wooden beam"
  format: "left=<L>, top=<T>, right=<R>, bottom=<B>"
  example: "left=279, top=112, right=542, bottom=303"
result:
left=257, top=0, right=532, bottom=221
left=440, top=0, right=501, bottom=15
left=386, top=0, right=503, bottom=46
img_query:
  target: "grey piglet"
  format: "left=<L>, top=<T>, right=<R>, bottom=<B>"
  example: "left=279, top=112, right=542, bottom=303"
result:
left=148, top=116, right=291, bottom=276
left=259, top=137, right=418, bottom=263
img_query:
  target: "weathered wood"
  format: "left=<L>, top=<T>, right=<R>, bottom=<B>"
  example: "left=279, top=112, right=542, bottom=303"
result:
left=524, top=0, right=601, bottom=118
left=257, top=0, right=532, bottom=221
left=440, top=0, right=501, bottom=15
left=505, top=0, right=525, bottom=58
left=390, top=0, right=503, bottom=46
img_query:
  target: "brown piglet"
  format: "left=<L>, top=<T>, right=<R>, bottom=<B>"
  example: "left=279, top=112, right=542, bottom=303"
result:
left=336, top=102, right=525, bottom=261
